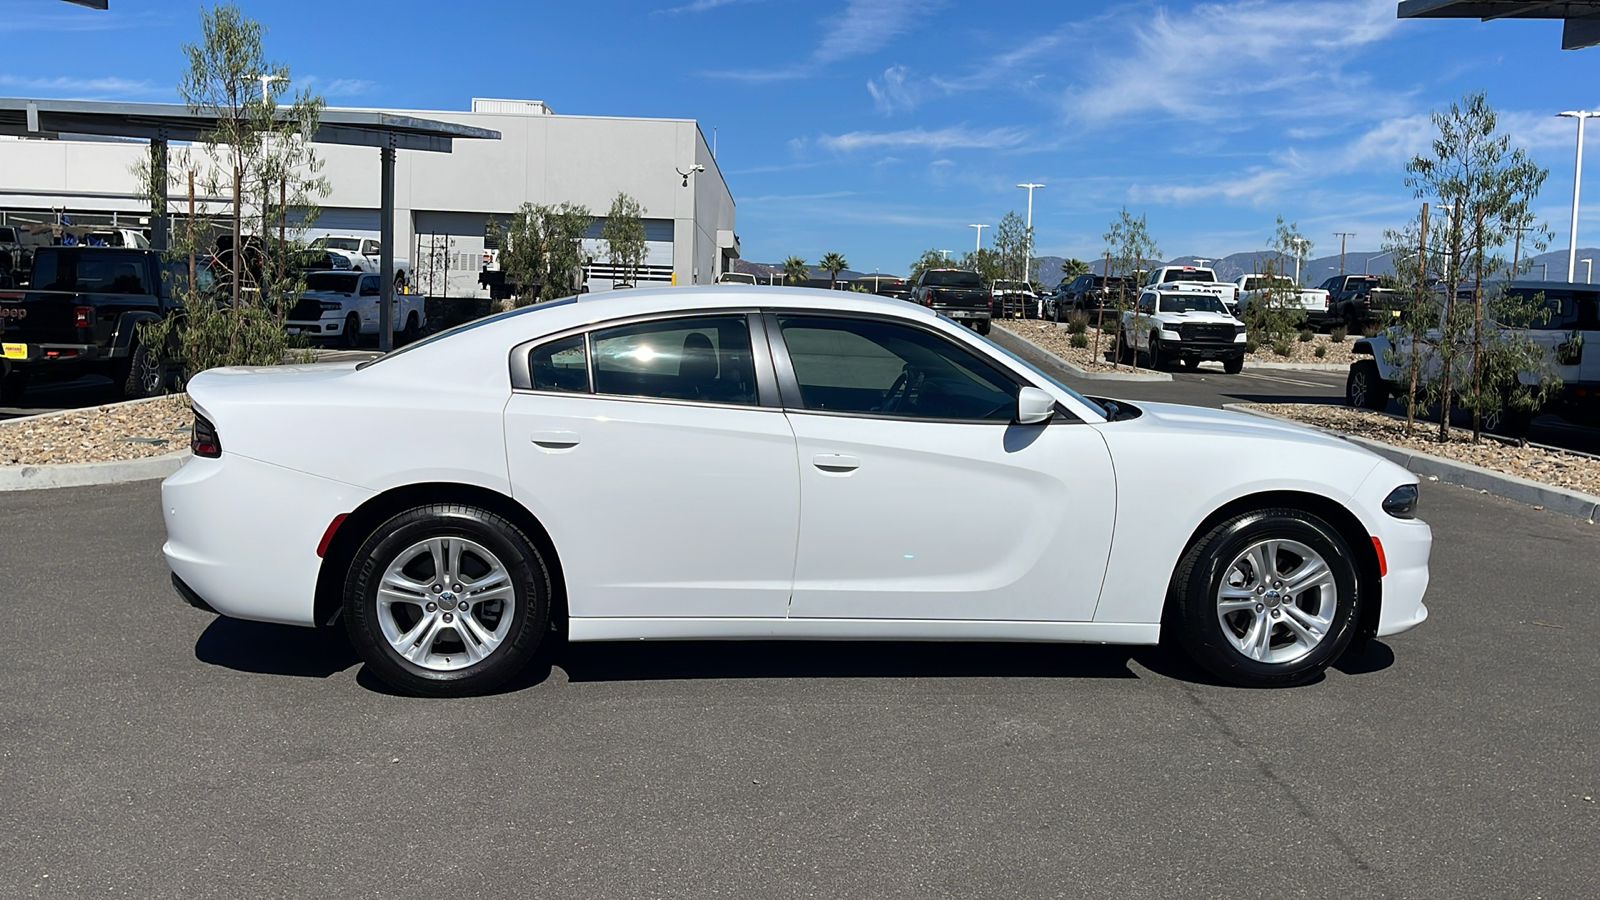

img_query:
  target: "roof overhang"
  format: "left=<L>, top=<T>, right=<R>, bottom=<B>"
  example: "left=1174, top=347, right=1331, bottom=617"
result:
left=1397, top=0, right=1600, bottom=49
left=0, top=98, right=500, bottom=152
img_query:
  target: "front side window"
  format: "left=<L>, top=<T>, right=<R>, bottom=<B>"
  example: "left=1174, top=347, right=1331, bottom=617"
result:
left=591, top=315, right=758, bottom=405
left=777, top=315, right=1018, bottom=421
left=360, top=276, right=379, bottom=296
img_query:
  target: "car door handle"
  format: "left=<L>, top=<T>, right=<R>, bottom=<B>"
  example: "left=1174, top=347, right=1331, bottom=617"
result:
left=812, top=453, right=860, bottom=472
left=531, top=431, right=580, bottom=449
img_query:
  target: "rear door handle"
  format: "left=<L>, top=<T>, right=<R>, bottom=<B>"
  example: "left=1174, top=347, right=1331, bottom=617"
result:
left=812, top=453, right=860, bottom=472
left=531, top=430, right=580, bottom=450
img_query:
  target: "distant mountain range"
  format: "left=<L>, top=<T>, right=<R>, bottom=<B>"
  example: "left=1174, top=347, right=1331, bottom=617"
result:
left=734, top=247, right=1600, bottom=289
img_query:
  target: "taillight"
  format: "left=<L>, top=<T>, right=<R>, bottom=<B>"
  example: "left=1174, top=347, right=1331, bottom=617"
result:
left=74, top=306, right=93, bottom=327
left=191, top=411, right=221, bottom=458
left=988, top=293, right=995, bottom=310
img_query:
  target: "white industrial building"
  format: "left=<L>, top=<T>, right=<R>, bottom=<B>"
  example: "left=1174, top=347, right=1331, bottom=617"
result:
left=0, top=97, right=739, bottom=295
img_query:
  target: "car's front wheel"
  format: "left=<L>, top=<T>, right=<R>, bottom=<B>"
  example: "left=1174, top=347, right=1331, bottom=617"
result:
left=1170, top=508, right=1361, bottom=687
left=341, top=313, right=362, bottom=349
left=343, top=503, right=551, bottom=696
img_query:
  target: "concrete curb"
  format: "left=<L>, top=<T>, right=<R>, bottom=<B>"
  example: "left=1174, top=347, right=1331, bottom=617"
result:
left=1222, top=403, right=1600, bottom=523
left=0, top=448, right=191, bottom=492
left=0, top=393, right=183, bottom=427
left=993, top=327, right=1172, bottom=382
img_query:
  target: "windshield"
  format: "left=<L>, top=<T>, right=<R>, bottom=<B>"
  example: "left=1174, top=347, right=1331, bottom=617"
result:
left=1158, top=294, right=1229, bottom=314
left=963, top=322, right=1108, bottom=421
left=314, top=237, right=362, bottom=252
left=923, top=270, right=983, bottom=288
left=305, top=272, right=360, bottom=293
left=1164, top=270, right=1218, bottom=283
left=357, top=297, right=579, bottom=369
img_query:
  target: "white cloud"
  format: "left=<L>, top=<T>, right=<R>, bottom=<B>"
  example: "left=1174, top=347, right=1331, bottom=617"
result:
left=658, top=0, right=753, bottom=12
left=1064, top=0, right=1404, bottom=126
left=867, top=65, right=920, bottom=115
left=0, top=74, right=159, bottom=99
left=323, top=78, right=378, bottom=97
left=708, top=0, right=943, bottom=81
left=818, top=125, right=1029, bottom=153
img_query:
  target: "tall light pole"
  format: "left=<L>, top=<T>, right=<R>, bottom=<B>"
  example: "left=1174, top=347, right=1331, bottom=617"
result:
left=256, top=73, right=286, bottom=103
left=1017, top=182, right=1044, bottom=313
left=938, top=249, right=952, bottom=261
left=968, top=223, right=988, bottom=254
left=1289, top=237, right=1308, bottom=284
left=1364, top=250, right=1393, bottom=275
left=1585, top=258, right=1593, bottom=283
left=1557, top=110, right=1600, bottom=283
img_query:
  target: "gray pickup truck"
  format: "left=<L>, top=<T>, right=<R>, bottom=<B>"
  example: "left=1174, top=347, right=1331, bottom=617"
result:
left=911, top=269, right=993, bottom=334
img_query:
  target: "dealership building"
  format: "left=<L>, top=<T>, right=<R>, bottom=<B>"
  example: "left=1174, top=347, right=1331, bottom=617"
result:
left=0, top=97, right=739, bottom=295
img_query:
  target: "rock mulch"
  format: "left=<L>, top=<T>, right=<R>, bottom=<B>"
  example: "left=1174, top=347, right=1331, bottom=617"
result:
left=1242, top=402, right=1600, bottom=499
left=997, top=320, right=1362, bottom=370
left=0, top=396, right=192, bottom=467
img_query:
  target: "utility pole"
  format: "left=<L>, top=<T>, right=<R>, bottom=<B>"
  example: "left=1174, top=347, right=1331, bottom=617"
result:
left=1335, top=232, right=1356, bottom=275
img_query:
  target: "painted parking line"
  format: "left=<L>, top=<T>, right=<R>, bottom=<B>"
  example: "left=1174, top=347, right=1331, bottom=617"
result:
left=1228, top=372, right=1339, bottom=388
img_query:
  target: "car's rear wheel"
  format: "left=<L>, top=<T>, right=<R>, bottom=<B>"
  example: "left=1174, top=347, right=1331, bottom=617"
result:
left=343, top=504, right=551, bottom=696
left=1170, top=508, right=1361, bottom=687
left=400, top=311, right=421, bottom=345
left=974, top=319, right=992, bottom=335
left=119, top=342, right=165, bottom=400
left=1117, top=329, right=1134, bottom=365
left=1346, top=359, right=1388, bottom=410
left=0, top=371, right=27, bottom=404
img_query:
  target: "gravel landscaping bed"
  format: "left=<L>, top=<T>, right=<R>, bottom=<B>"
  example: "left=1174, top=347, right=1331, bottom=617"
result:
left=1241, top=402, right=1600, bottom=498
left=997, top=321, right=1363, bottom=370
left=0, top=395, right=191, bottom=467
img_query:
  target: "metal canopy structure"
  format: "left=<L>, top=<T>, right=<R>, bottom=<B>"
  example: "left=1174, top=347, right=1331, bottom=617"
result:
left=1397, top=1, right=1600, bottom=49
left=0, top=97, right=500, bottom=351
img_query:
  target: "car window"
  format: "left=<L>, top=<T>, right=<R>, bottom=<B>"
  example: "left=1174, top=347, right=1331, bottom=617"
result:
left=360, top=276, right=379, bottom=296
left=777, top=315, right=1018, bottom=421
left=1138, top=294, right=1156, bottom=314
left=306, top=272, right=360, bottom=293
left=73, top=255, right=150, bottom=294
left=361, top=240, right=380, bottom=255
left=921, top=270, right=983, bottom=288
left=528, top=334, right=589, bottom=393
left=591, top=315, right=758, bottom=406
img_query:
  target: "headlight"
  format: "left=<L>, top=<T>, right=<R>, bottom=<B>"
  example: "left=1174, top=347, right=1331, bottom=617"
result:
left=1382, top=484, right=1419, bottom=519
left=1235, top=324, right=1248, bottom=334
left=1158, top=328, right=1180, bottom=340
left=320, top=301, right=342, bottom=311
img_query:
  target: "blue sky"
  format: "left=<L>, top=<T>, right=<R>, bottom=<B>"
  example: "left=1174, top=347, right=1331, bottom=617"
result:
left=3, top=0, right=1600, bottom=274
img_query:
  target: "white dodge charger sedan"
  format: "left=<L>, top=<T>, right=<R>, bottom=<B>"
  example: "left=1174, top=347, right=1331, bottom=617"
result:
left=162, top=287, right=1430, bottom=695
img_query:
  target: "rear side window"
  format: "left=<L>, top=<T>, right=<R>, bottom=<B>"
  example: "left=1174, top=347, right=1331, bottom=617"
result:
left=591, top=315, right=758, bottom=406
left=529, top=334, right=589, bottom=393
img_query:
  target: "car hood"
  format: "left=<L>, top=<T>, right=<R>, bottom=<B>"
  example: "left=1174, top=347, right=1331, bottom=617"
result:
left=300, top=290, right=356, bottom=299
left=1154, top=311, right=1237, bottom=323
left=1105, top=401, right=1363, bottom=453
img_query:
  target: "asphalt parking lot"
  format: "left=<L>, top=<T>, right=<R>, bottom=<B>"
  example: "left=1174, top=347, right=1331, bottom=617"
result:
left=1, top=471, right=1597, bottom=898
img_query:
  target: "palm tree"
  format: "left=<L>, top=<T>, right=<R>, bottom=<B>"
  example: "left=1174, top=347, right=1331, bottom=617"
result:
left=783, top=255, right=809, bottom=286
left=819, top=252, right=849, bottom=290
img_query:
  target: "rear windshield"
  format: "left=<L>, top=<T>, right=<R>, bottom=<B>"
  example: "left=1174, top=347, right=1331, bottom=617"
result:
left=1158, top=294, right=1228, bottom=313
left=33, top=251, right=150, bottom=294
left=305, top=272, right=360, bottom=293
left=994, top=280, right=1029, bottom=290
left=923, top=270, right=983, bottom=287
left=1163, top=269, right=1218, bottom=283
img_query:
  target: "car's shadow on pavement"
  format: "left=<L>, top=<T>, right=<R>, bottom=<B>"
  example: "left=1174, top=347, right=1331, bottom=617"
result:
left=193, top=617, right=1394, bottom=694
left=194, top=616, right=360, bottom=678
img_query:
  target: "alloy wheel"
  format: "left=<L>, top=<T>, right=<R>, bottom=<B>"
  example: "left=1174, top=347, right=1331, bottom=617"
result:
left=376, top=536, right=517, bottom=672
left=1215, top=539, right=1338, bottom=665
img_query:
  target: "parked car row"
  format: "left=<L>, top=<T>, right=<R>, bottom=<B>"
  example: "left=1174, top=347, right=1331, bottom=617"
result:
left=1, top=244, right=424, bottom=403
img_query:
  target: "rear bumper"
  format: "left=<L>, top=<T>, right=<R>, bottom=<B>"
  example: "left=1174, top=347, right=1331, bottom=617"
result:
left=162, top=452, right=374, bottom=626
left=934, top=307, right=991, bottom=322
left=0, top=342, right=102, bottom=366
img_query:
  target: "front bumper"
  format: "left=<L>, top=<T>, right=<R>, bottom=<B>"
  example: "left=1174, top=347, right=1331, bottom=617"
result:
left=285, top=314, right=346, bottom=336
left=1351, top=467, right=1432, bottom=638
left=1164, top=340, right=1245, bottom=360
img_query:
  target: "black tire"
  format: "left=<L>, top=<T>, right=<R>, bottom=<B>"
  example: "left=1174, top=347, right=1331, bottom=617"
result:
left=1222, top=354, right=1244, bottom=375
left=342, top=313, right=362, bottom=349
left=1170, top=508, right=1362, bottom=688
left=1485, top=402, right=1533, bottom=438
left=1052, top=301, right=1062, bottom=323
left=1346, top=359, right=1387, bottom=410
left=399, top=311, right=421, bottom=345
left=119, top=342, right=165, bottom=400
left=1148, top=336, right=1165, bottom=370
left=343, top=503, right=552, bottom=697
left=1182, top=358, right=1200, bottom=370
left=0, top=371, right=27, bottom=404
left=974, top=319, right=992, bottom=335
left=1117, top=329, right=1134, bottom=365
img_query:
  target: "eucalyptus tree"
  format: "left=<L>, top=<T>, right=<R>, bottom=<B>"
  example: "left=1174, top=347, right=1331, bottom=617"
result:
left=1102, top=207, right=1159, bottom=369
left=600, top=192, right=647, bottom=288
left=499, top=201, right=592, bottom=305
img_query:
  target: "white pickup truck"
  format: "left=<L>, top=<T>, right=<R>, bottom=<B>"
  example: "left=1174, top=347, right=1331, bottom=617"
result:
left=1118, top=283, right=1249, bottom=373
left=310, top=235, right=411, bottom=288
left=1233, top=273, right=1332, bottom=327
left=1345, top=280, right=1598, bottom=435
left=1145, top=264, right=1237, bottom=309
left=285, top=270, right=426, bottom=348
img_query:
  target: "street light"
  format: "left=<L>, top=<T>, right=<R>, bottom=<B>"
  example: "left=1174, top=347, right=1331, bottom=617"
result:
left=968, top=223, right=988, bottom=254
left=1557, top=110, right=1600, bottom=282
left=1287, top=237, right=1309, bottom=284
left=1584, top=258, right=1593, bottom=283
left=255, top=73, right=286, bottom=103
left=1017, top=182, right=1045, bottom=313
left=1364, top=250, right=1394, bottom=275
left=938, top=249, right=952, bottom=261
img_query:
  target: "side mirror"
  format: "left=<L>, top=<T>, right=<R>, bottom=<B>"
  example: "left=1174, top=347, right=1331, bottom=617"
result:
left=1016, top=386, right=1056, bottom=425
